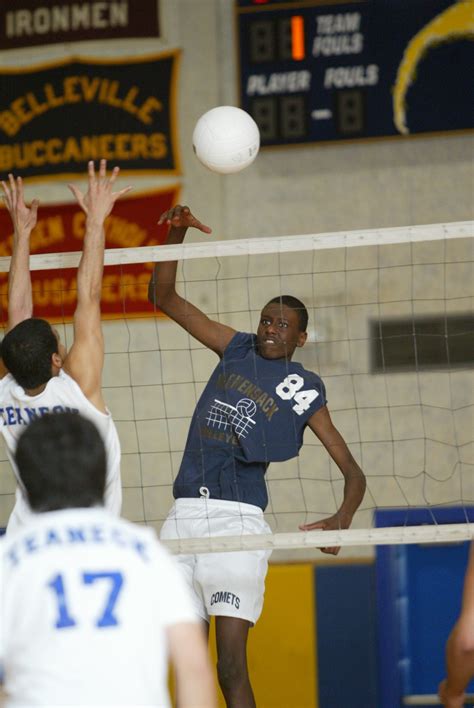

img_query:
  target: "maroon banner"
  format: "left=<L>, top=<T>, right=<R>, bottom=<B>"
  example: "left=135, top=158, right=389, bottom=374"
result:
left=1, top=0, right=160, bottom=50
left=0, top=185, right=179, bottom=323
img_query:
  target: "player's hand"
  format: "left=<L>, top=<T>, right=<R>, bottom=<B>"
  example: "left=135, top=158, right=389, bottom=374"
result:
left=68, top=159, right=132, bottom=222
left=158, top=205, right=212, bottom=234
left=1, top=174, right=39, bottom=236
left=438, top=679, right=466, bottom=708
left=298, top=513, right=352, bottom=555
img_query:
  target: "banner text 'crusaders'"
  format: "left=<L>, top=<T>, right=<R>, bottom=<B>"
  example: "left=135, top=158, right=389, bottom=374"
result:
left=0, top=187, right=180, bottom=321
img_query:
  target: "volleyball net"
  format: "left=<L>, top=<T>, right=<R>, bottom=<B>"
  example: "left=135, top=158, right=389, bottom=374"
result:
left=0, top=220, right=472, bottom=559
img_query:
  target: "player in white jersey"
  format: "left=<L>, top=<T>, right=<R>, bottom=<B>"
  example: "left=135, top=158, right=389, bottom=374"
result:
left=0, top=160, right=130, bottom=533
left=0, top=411, right=217, bottom=707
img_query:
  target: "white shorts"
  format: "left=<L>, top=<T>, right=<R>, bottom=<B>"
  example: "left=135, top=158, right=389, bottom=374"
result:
left=160, top=498, right=272, bottom=625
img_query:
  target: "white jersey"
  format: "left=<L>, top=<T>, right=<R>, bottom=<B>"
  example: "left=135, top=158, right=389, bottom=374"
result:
left=0, top=370, right=122, bottom=533
left=0, top=507, right=197, bottom=707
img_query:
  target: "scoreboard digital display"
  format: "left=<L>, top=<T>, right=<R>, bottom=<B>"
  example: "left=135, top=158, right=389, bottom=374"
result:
left=236, top=0, right=474, bottom=146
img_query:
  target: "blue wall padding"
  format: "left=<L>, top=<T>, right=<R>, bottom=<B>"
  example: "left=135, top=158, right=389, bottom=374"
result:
left=375, top=507, right=474, bottom=706
left=404, top=541, right=471, bottom=694
left=376, top=544, right=403, bottom=708
left=315, top=564, right=378, bottom=708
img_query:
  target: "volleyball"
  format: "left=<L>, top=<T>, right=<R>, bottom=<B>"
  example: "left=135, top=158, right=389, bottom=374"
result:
left=192, top=106, right=260, bottom=175
left=236, top=398, right=257, bottom=419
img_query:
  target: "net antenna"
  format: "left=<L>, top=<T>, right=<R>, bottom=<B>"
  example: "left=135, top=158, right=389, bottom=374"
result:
left=0, top=220, right=472, bottom=558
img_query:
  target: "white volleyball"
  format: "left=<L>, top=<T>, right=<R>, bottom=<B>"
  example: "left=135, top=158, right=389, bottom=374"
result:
left=192, top=106, right=260, bottom=175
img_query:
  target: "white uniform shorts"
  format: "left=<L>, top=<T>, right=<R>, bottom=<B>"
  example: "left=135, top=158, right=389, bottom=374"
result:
left=160, top=498, right=272, bottom=625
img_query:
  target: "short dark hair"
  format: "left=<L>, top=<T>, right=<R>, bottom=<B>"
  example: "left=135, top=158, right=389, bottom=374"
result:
left=1, top=318, right=58, bottom=389
left=15, top=412, right=106, bottom=512
left=265, top=295, right=308, bottom=332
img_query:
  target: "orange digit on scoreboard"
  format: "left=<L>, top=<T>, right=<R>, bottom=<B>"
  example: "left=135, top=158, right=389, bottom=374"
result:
left=291, top=15, right=305, bottom=61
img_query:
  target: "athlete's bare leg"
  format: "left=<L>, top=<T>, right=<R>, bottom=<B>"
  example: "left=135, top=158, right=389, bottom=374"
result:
left=215, top=616, right=255, bottom=708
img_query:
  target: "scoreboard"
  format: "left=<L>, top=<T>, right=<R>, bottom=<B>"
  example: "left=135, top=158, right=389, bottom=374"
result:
left=236, top=0, right=474, bottom=146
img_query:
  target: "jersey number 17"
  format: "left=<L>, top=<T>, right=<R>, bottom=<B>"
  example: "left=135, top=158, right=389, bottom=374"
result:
left=48, top=571, right=124, bottom=629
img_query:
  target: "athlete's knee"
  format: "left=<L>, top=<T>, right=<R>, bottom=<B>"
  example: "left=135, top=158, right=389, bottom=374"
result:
left=217, top=654, right=248, bottom=691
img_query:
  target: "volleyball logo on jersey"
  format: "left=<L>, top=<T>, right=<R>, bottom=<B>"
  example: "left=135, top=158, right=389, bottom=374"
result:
left=206, top=398, right=257, bottom=439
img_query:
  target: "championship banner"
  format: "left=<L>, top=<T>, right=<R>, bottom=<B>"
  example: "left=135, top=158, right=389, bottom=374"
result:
left=0, top=185, right=180, bottom=323
left=0, top=0, right=160, bottom=50
left=0, top=51, right=180, bottom=179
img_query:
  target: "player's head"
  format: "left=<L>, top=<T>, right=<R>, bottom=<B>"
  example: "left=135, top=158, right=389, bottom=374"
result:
left=1, top=318, right=66, bottom=390
left=15, top=412, right=106, bottom=512
left=257, top=295, right=308, bottom=360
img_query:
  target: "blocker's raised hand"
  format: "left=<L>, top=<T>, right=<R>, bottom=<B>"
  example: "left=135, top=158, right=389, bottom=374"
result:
left=158, top=204, right=212, bottom=234
left=1, top=174, right=39, bottom=235
left=68, top=159, right=132, bottom=222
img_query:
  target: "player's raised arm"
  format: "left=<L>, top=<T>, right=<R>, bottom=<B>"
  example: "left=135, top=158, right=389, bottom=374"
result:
left=300, top=405, right=366, bottom=555
left=1, top=174, right=39, bottom=332
left=0, top=175, right=39, bottom=379
left=148, top=205, right=236, bottom=356
left=63, top=160, right=131, bottom=411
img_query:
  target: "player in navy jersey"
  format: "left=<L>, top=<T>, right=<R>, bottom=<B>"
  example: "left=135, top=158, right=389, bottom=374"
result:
left=149, top=205, right=366, bottom=708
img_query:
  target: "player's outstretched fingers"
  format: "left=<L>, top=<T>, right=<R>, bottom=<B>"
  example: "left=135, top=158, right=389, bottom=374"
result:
left=1, top=181, right=11, bottom=206
left=16, top=177, right=29, bottom=209
left=320, top=546, right=340, bottom=556
left=99, top=158, right=107, bottom=179
left=87, top=160, right=95, bottom=181
left=30, top=199, right=40, bottom=220
left=157, top=211, right=168, bottom=225
left=193, top=218, right=212, bottom=234
left=170, top=206, right=188, bottom=223
left=67, top=183, right=85, bottom=211
left=8, top=173, right=17, bottom=203
left=86, top=161, right=96, bottom=192
left=108, top=166, right=120, bottom=186
left=112, top=185, right=133, bottom=202
left=158, top=206, right=181, bottom=226
left=171, top=205, right=184, bottom=218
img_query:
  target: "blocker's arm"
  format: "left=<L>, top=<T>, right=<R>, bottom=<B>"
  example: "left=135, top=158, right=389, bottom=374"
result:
left=0, top=175, right=39, bottom=379
left=64, top=160, right=131, bottom=411
left=1, top=174, right=39, bottom=332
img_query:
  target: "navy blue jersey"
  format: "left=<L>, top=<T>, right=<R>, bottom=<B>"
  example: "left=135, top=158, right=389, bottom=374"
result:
left=173, top=332, right=327, bottom=510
